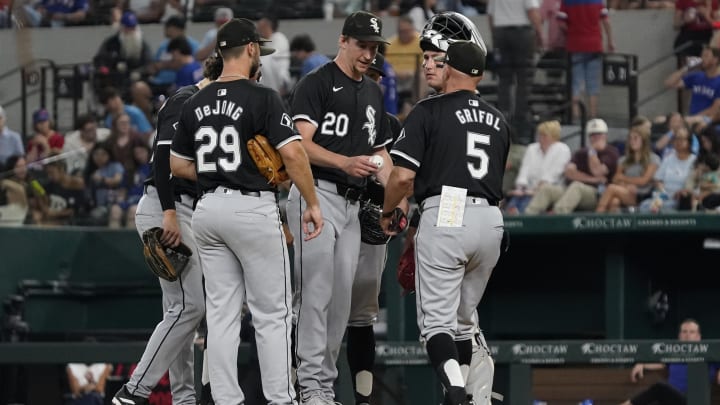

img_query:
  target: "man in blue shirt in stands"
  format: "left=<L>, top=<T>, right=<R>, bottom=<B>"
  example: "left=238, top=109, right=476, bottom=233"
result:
left=621, top=318, right=720, bottom=405
left=665, top=46, right=720, bottom=124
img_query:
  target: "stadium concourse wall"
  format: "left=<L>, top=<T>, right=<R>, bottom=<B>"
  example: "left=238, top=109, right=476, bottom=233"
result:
left=1, top=9, right=676, bottom=129
left=1, top=213, right=720, bottom=341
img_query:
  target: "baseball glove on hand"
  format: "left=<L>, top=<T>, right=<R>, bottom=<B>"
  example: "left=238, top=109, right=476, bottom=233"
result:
left=247, top=134, right=289, bottom=186
left=397, top=243, right=415, bottom=295
left=142, top=227, right=192, bottom=282
left=359, top=200, right=391, bottom=245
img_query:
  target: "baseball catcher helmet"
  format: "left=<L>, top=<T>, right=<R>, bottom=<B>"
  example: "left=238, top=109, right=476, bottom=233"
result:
left=420, top=12, right=487, bottom=56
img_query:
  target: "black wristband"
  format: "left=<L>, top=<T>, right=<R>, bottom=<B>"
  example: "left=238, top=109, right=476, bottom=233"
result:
left=381, top=210, right=395, bottom=218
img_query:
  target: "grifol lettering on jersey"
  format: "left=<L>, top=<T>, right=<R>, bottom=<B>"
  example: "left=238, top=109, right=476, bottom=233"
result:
left=362, top=105, right=377, bottom=145
left=455, top=106, right=501, bottom=131
left=370, top=18, right=380, bottom=34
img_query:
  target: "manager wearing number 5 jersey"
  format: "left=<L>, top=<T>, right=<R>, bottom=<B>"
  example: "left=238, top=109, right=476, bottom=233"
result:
left=170, top=18, right=323, bottom=405
left=382, top=41, right=510, bottom=405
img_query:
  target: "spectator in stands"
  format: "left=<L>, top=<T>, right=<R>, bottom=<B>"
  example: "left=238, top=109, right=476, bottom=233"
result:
left=94, top=11, right=152, bottom=90
left=0, top=158, right=29, bottom=227
left=257, top=15, right=291, bottom=95
left=677, top=126, right=720, bottom=209
left=539, top=0, right=566, bottom=83
left=113, top=0, right=182, bottom=24
left=66, top=363, right=112, bottom=405
left=385, top=15, right=423, bottom=110
left=167, top=37, right=203, bottom=89
left=26, top=108, right=64, bottom=164
left=0, top=106, right=24, bottom=167
left=84, top=142, right=124, bottom=225
left=488, top=0, right=544, bottom=144
left=639, top=127, right=696, bottom=213
left=195, top=7, right=233, bottom=61
left=130, top=81, right=155, bottom=127
left=0, top=0, right=10, bottom=28
left=664, top=46, right=720, bottom=123
left=99, top=87, right=153, bottom=140
left=505, top=120, right=571, bottom=214
left=3, top=155, right=45, bottom=224
left=674, top=0, right=719, bottom=63
left=407, top=0, right=437, bottom=32
left=525, top=118, right=619, bottom=214
left=290, top=34, right=331, bottom=78
left=654, top=112, right=701, bottom=157
left=107, top=113, right=141, bottom=172
left=558, top=0, right=615, bottom=120
left=621, top=318, right=720, bottom=405
left=62, top=114, right=110, bottom=176
left=41, top=158, right=87, bottom=226
left=595, top=123, right=660, bottom=212
left=22, top=0, right=88, bottom=27
left=109, top=140, right=149, bottom=228
left=148, top=16, right=199, bottom=91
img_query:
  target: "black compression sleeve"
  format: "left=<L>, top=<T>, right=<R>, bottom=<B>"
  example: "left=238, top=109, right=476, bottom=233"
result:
left=154, top=145, right=176, bottom=212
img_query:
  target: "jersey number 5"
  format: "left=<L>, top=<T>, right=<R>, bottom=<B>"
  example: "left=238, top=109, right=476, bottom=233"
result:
left=195, top=125, right=242, bottom=173
left=467, top=131, right=490, bottom=180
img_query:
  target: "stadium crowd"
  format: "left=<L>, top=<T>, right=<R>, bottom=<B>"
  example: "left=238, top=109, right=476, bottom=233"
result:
left=2, top=0, right=720, bottom=227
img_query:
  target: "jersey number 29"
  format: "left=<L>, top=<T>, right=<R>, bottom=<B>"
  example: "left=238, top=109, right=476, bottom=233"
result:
left=195, top=125, right=242, bottom=172
left=467, top=131, right=490, bottom=180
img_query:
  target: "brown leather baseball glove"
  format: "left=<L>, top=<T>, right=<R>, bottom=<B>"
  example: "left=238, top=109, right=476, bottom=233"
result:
left=247, top=134, right=289, bottom=186
left=142, top=227, right=192, bottom=282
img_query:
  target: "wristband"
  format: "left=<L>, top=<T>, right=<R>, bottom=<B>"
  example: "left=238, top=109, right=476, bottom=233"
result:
left=381, top=210, right=395, bottom=218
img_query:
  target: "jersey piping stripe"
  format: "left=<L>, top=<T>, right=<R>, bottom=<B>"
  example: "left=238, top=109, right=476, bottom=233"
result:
left=293, top=193, right=305, bottom=380
left=130, top=269, right=187, bottom=396
left=292, top=114, right=319, bottom=128
left=276, top=135, right=303, bottom=150
left=390, top=150, right=420, bottom=168
left=170, top=150, right=195, bottom=161
left=275, top=204, right=295, bottom=403
left=414, top=223, right=429, bottom=337
left=156, top=140, right=172, bottom=146
left=374, top=138, right=393, bottom=149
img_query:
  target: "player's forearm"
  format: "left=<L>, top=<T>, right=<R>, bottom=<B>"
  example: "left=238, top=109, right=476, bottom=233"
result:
left=302, top=139, right=350, bottom=171
left=284, top=149, right=320, bottom=208
left=170, top=155, right=197, bottom=181
left=383, top=167, right=414, bottom=214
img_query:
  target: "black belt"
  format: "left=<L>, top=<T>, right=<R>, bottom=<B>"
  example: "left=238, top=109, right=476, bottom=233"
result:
left=207, top=186, right=261, bottom=197
left=314, top=179, right=364, bottom=203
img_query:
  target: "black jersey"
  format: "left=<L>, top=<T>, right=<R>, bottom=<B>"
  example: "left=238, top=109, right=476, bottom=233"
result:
left=366, top=113, right=402, bottom=205
left=391, top=90, right=510, bottom=204
left=171, top=79, right=300, bottom=193
left=290, top=62, right=391, bottom=189
left=147, top=85, right=199, bottom=211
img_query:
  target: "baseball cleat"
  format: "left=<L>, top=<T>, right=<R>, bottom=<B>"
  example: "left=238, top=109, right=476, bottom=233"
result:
left=111, top=385, right=148, bottom=405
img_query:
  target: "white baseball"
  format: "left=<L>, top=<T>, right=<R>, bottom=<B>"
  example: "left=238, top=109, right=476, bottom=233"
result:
left=369, top=155, right=384, bottom=169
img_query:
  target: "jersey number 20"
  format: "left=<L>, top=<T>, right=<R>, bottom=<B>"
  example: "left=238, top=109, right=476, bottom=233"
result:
left=195, top=125, right=242, bottom=172
left=467, top=131, right=490, bottom=180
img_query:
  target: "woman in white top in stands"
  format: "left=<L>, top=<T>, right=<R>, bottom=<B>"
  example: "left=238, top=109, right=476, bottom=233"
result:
left=596, top=123, right=660, bottom=212
left=505, top=120, right=571, bottom=214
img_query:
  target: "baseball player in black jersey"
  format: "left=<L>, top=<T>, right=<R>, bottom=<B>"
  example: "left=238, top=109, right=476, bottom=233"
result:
left=169, top=18, right=323, bottom=405
left=382, top=41, right=510, bottom=405
left=287, top=11, right=395, bottom=405
left=417, top=13, right=499, bottom=403
left=346, top=52, right=404, bottom=405
left=111, top=56, right=223, bottom=405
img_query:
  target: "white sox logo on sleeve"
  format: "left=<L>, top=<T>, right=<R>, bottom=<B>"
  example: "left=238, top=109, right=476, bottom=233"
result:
left=362, top=105, right=376, bottom=145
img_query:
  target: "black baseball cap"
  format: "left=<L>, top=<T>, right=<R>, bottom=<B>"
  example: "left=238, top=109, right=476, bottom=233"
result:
left=217, top=18, right=275, bottom=56
left=342, top=11, right=389, bottom=44
left=368, top=53, right=386, bottom=76
left=436, top=40, right=485, bottom=77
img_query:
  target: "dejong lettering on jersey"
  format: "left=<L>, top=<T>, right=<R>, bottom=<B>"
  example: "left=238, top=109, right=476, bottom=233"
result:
left=194, top=100, right=244, bottom=121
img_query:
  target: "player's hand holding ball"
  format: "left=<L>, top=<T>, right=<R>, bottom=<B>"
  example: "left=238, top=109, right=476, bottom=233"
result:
left=342, top=155, right=380, bottom=178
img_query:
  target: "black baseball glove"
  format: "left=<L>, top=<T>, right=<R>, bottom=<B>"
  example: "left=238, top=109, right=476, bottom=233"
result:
left=142, top=227, right=192, bottom=282
left=358, top=200, right=392, bottom=245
